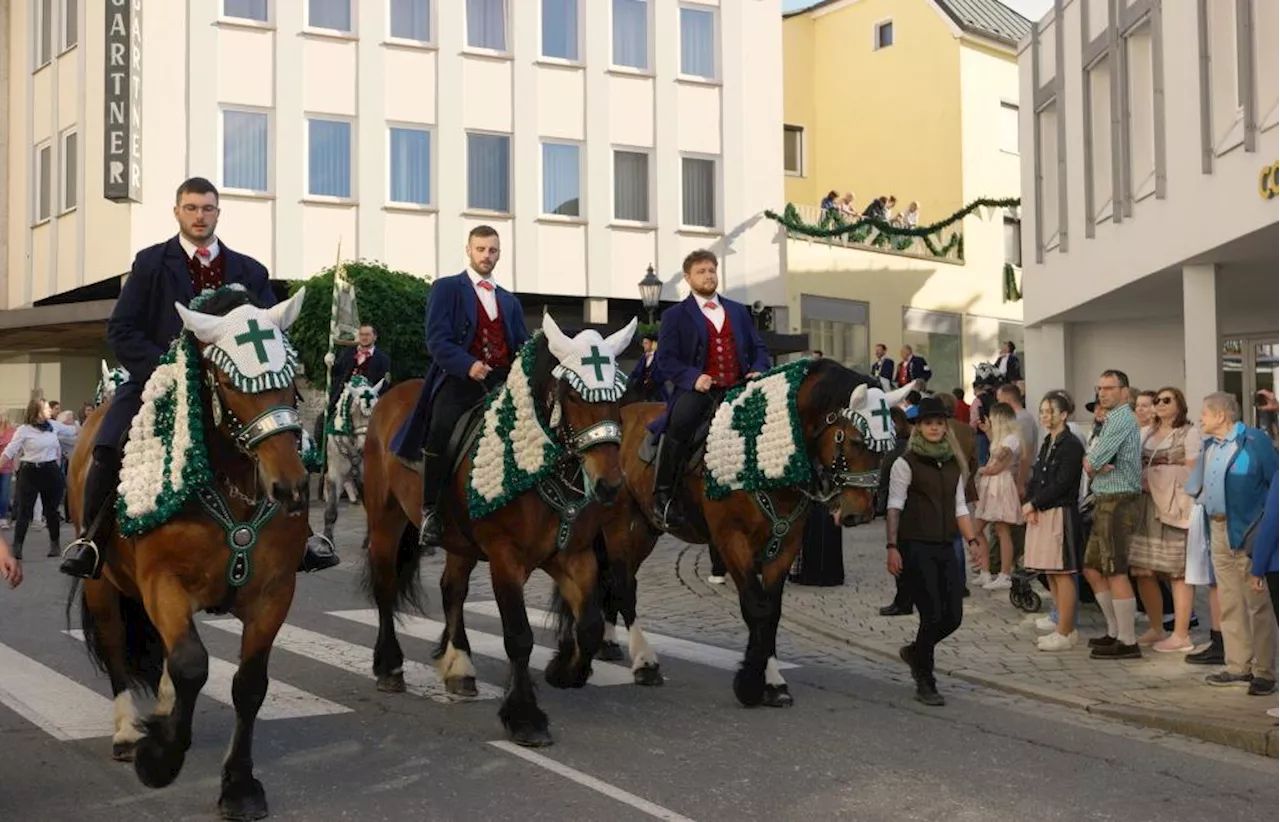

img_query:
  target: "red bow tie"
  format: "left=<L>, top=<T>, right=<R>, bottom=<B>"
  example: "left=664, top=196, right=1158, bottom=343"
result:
left=195, top=247, right=211, bottom=258
left=703, top=301, right=719, bottom=311
left=477, top=280, right=494, bottom=291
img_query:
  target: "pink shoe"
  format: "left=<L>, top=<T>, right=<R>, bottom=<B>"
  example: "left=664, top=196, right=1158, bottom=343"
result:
left=1153, top=635, right=1195, bottom=653
left=1136, top=629, right=1167, bottom=646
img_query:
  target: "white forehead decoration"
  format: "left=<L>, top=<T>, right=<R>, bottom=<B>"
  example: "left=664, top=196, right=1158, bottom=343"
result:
left=843, top=383, right=915, bottom=451
left=542, top=314, right=638, bottom=402
left=175, top=287, right=306, bottom=393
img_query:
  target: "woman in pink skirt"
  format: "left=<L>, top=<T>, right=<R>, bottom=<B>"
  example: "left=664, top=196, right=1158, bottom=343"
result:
left=971, top=403, right=1025, bottom=590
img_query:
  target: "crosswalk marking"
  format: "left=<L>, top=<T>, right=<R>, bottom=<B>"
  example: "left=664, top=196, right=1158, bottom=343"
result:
left=327, top=610, right=637, bottom=687
left=0, top=641, right=115, bottom=740
left=63, top=631, right=352, bottom=721
left=203, top=619, right=504, bottom=703
left=463, top=601, right=799, bottom=672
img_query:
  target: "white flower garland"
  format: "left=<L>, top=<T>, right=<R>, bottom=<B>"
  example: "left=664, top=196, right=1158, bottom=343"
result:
left=705, top=370, right=799, bottom=492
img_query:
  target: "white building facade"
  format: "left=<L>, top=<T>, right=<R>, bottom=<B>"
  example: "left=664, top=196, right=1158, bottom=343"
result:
left=1, top=0, right=784, bottom=409
left=1018, top=0, right=1278, bottom=421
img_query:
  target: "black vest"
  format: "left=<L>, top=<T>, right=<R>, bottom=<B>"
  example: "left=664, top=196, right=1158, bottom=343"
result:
left=899, top=450, right=963, bottom=544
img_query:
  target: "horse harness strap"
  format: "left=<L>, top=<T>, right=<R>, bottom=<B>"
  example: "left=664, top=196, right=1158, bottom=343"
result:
left=195, top=486, right=282, bottom=591
left=535, top=464, right=594, bottom=553
left=751, top=490, right=811, bottom=569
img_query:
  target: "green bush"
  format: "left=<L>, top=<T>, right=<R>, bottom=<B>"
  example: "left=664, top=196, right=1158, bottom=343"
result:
left=288, top=261, right=432, bottom=386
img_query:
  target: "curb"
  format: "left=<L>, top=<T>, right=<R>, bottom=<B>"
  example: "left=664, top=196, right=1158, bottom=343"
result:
left=678, top=545, right=1279, bottom=759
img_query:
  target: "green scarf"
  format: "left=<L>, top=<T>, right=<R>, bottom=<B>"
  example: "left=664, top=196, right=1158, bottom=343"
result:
left=909, top=428, right=954, bottom=462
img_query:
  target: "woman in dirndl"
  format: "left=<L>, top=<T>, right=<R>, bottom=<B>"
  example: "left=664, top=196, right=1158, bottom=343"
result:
left=1128, top=387, right=1200, bottom=652
left=1023, top=391, right=1087, bottom=651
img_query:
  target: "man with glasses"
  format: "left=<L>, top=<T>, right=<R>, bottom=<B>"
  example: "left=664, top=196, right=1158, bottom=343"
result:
left=1080, top=369, right=1144, bottom=659
left=60, top=177, right=339, bottom=579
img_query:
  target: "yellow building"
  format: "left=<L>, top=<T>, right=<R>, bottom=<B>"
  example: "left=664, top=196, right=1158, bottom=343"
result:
left=780, top=0, right=1030, bottom=395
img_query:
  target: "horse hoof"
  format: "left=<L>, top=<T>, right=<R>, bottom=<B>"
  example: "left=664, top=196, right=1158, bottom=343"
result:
left=376, top=673, right=406, bottom=693
left=733, top=667, right=766, bottom=708
left=633, top=664, right=665, bottom=687
left=111, top=740, right=136, bottom=762
left=446, top=676, right=478, bottom=698
left=133, top=736, right=185, bottom=789
left=596, top=641, right=625, bottom=662
left=509, top=725, right=554, bottom=748
left=218, top=776, right=269, bottom=821
left=763, top=684, right=794, bottom=708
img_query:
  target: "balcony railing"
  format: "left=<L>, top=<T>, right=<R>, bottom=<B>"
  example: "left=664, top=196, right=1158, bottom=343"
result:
left=774, top=204, right=965, bottom=263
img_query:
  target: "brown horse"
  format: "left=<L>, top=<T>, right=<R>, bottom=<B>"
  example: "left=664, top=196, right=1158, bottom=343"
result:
left=598, top=362, right=918, bottom=705
left=68, top=286, right=312, bottom=821
left=361, top=315, right=636, bottom=747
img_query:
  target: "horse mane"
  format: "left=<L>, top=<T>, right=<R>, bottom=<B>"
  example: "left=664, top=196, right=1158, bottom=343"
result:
left=527, top=331, right=559, bottom=421
left=804, top=358, right=878, bottom=415
left=192, top=285, right=263, bottom=317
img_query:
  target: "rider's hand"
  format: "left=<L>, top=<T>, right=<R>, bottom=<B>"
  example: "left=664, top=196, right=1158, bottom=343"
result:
left=745, top=372, right=762, bottom=381
left=695, top=374, right=715, bottom=393
left=886, top=547, right=903, bottom=577
left=469, top=361, right=492, bottom=382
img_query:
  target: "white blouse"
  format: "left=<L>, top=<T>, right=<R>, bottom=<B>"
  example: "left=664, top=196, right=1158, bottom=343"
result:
left=1, top=422, right=77, bottom=465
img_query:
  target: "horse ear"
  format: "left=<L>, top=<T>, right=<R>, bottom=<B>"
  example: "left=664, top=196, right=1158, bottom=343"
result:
left=847, top=384, right=868, bottom=411
left=371, top=377, right=386, bottom=394
left=603, top=317, right=638, bottom=359
left=101, top=360, right=111, bottom=381
left=175, top=302, right=224, bottom=343
left=541, top=312, right=573, bottom=361
left=882, top=383, right=915, bottom=407
left=265, top=287, right=306, bottom=332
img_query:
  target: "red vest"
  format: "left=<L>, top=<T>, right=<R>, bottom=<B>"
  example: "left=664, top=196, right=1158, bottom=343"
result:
left=704, top=311, right=742, bottom=388
left=187, top=251, right=226, bottom=294
left=469, top=294, right=512, bottom=369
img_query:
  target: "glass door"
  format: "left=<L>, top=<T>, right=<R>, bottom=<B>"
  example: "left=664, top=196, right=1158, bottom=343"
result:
left=1221, top=337, right=1279, bottom=442
left=1253, top=341, right=1277, bottom=442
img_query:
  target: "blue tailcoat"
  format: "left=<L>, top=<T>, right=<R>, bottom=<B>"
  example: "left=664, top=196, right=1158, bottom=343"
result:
left=647, top=295, right=770, bottom=435
left=96, top=237, right=275, bottom=447
left=392, top=272, right=529, bottom=453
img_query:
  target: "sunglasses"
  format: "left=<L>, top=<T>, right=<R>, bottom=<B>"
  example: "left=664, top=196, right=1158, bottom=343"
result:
left=1156, top=396, right=1176, bottom=405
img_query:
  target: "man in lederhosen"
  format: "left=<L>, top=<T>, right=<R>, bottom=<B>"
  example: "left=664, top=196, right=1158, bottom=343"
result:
left=649, top=250, right=770, bottom=528
left=60, top=177, right=339, bottom=579
left=391, top=226, right=529, bottom=548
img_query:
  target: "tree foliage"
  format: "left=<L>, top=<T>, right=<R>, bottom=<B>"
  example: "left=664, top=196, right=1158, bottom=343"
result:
left=287, top=261, right=432, bottom=387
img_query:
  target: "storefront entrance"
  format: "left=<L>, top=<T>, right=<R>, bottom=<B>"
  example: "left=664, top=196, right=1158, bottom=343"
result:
left=1222, top=337, right=1278, bottom=441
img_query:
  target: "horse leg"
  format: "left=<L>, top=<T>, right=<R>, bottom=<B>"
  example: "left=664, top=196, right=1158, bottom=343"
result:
left=760, top=577, right=793, bottom=708
left=728, top=537, right=773, bottom=708
left=322, top=472, right=339, bottom=543
left=435, top=551, right=480, bottom=697
left=368, top=520, right=408, bottom=693
left=603, top=514, right=664, bottom=686
left=344, top=479, right=359, bottom=503
left=544, top=548, right=603, bottom=690
left=490, top=545, right=550, bottom=747
left=132, top=580, right=209, bottom=790
left=83, top=580, right=146, bottom=760
left=619, top=558, right=664, bottom=687
left=593, top=534, right=625, bottom=662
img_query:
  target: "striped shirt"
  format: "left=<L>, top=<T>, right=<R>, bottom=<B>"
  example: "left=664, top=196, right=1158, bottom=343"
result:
left=1087, top=403, right=1142, bottom=495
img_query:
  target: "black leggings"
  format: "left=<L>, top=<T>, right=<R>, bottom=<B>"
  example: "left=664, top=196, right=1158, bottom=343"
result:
left=13, top=461, right=64, bottom=548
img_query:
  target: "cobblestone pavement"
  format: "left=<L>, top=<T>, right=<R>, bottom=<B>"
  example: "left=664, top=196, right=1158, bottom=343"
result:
left=315, top=500, right=1277, bottom=760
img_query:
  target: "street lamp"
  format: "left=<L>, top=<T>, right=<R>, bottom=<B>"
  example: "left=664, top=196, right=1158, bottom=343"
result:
left=638, top=264, right=662, bottom=325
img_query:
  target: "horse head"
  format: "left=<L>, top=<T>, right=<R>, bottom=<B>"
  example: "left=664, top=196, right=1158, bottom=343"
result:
left=798, top=362, right=912, bottom=527
left=346, top=375, right=383, bottom=424
left=538, top=313, right=638, bottom=504
left=96, top=360, right=129, bottom=405
left=174, top=286, right=310, bottom=512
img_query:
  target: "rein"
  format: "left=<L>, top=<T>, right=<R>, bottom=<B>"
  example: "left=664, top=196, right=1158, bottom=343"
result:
left=536, top=378, right=622, bottom=552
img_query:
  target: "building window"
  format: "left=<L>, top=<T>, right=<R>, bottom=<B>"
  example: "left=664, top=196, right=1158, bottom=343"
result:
left=542, top=142, right=581, bottom=217
left=612, top=0, right=648, bottom=70
left=62, top=0, right=78, bottom=50
left=222, top=110, right=270, bottom=193
left=1207, top=0, right=1242, bottom=152
left=613, top=150, right=650, bottom=222
left=35, top=143, right=52, bottom=222
left=389, top=127, right=431, bottom=205
left=1036, top=103, right=1061, bottom=249
left=390, top=0, right=430, bottom=41
left=467, top=0, right=507, bottom=51
left=308, top=0, right=351, bottom=32
left=1126, top=22, right=1157, bottom=201
left=36, top=0, right=53, bottom=68
left=467, top=133, right=511, bottom=212
left=679, top=6, right=715, bottom=79
left=902, top=308, right=961, bottom=396
left=1003, top=215, right=1021, bottom=267
left=61, top=130, right=78, bottom=211
left=784, top=125, right=804, bottom=176
left=308, top=118, right=352, bottom=198
left=999, top=102, right=1019, bottom=154
left=1086, top=58, right=1112, bottom=222
left=225, top=0, right=268, bottom=22
left=874, top=20, right=893, bottom=50
left=541, top=0, right=578, bottom=61
left=681, top=157, right=716, bottom=228
left=996, top=321, right=1024, bottom=358
left=802, top=296, right=869, bottom=371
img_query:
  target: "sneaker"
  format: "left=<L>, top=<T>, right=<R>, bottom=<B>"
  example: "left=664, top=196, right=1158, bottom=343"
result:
left=982, top=573, right=1011, bottom=591
left=1034, top=615, right=1058, bottom=633
left=1205, top=671, right=1254, bottom=687
left=1087, top=634, right=1118, bottom=649
left=707, top=575, right=726, bottom=585
left=1037, top=632, right=1074, bottom=652
left=1247, top=679, right=1277, bottom=696
left=1136, top=629, right=1167, bottom=646
left=974, top=571, right=993, bottom=588
left=1152, top=635, right=1195, bottom=654
left=1090, top=641, right=1142, bottom=660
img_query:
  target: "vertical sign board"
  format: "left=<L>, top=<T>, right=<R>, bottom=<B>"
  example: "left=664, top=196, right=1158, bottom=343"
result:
left=103, top=0, right=142, bottom=202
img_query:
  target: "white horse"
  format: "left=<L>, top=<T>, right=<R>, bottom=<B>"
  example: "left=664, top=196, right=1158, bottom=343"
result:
left=322, top=374, right=384, bottom=542
left=95, top=361, right=129, bottom=406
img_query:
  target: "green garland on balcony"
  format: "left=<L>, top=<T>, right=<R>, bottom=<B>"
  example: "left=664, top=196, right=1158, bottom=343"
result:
left=1003, top=262, right=1022, bottom=303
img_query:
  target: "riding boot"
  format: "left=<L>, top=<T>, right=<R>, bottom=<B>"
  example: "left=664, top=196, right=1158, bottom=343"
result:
left=60, top=448, right=120, bottom=580
left=418, top=451, right=446, bottom=550
left=652, top=435, right=688, bottom=529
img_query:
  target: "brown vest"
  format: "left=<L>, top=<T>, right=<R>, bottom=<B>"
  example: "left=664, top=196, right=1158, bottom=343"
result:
left=898, top=450, right=963, bottom=544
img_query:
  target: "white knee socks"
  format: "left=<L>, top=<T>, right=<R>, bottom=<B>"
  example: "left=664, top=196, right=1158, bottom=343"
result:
left=1096, top=591, right=1118, bottom=638
left=1113, top=598, right=1137, bottom=646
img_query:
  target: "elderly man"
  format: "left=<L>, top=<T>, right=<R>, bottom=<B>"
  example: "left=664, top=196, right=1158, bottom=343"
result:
left=1186, top=393, right=1278, bottom=696
left=1081, top=370, right=1144, bottom=660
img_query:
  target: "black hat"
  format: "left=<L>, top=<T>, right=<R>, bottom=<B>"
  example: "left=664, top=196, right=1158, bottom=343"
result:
left=641, top=331, right=658, bottom=342
left=1085, top=400, right=1099, bottom=413
left=916, top=396, right=949, bottom=420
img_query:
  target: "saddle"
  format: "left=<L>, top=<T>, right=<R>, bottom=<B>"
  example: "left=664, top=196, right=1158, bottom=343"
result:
left=445, top=402, right=490, bottom=476
left=637, top=413, right=714, bottom=470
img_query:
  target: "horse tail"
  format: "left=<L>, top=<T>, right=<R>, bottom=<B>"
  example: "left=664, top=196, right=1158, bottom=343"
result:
left=592, top=533, right=622, bottom=622
left=67, top=580, right=164, bottom=695
left=358, top=523, right=427, bottom=616
left=546, top=586, right=575, bottom=648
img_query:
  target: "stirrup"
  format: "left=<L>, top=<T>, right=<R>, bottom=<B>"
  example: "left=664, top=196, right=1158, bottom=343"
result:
left=59, top=537, right=103, bottom=580
left=418, top=508, right=442, bottom=550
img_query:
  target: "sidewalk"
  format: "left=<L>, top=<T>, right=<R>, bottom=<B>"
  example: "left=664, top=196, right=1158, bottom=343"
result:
left=679, top=525, right=1280, bottom=758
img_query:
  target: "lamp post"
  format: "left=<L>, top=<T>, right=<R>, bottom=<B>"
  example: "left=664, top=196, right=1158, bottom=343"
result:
left=638, top=263, right=662, bottom=325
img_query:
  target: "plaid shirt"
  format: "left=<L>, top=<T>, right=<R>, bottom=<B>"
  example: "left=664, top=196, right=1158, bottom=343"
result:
left=1087, top=403, right=1142, bottom=495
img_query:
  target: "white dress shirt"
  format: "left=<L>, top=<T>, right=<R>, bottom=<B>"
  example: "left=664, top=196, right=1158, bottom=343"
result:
left=1, top=422, right=77, bottom=465
left=467, top=269, right=499, bottom=321
left=697, top=293, right=725, bottom=332
left=886, top=457, right=970, bottom=517
left=178, top=235, right=221, bottom=265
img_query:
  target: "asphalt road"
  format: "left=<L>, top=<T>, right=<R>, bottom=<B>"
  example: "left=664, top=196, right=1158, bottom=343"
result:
left=0, top=509, right=1274, bottom=822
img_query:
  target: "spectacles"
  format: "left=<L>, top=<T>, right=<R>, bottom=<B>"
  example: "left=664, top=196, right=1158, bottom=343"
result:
left=180, top=204, right=219, bottom=215
left=1094, top=384, right=1121, bottom=392
left=1156, top=396, right=1176, bottom=405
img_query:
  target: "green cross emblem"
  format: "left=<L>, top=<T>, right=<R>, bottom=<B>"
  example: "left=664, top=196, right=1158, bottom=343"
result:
left=233, top=319, right=276, bottom=364
left=581, top=345, right=610, bottom=382
left=871, top=398, right=891, bottom=429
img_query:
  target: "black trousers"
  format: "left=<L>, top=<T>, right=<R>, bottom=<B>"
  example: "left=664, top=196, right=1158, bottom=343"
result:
left=791, top=508, right=845, bottom=586
left=666, top=389, right=719, bottom=440
left=422, top=370, right=508, bottom=503
left=901, top=539, right=965, bottom=683
left=13, top=461, right=64, bottom=548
